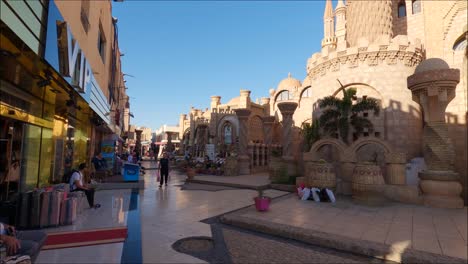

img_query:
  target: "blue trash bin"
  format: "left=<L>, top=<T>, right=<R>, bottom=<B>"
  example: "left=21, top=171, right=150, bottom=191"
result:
left=123, top=163, right=140, bottom=182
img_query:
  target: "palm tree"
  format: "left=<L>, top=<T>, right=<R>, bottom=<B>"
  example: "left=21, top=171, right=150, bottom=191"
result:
left=301, top=119, right=320, bottom=152
left=318, top=88, right=380, bottom=144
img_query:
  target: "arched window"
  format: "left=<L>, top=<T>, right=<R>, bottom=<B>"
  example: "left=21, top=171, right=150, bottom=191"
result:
left=453, top=35, right=467, bottom=51
left=398, top=1, right=406, bottom=18
left=412, top=0, right=421, bottom=14
left=276, top=90, right=290, bottom=101
left=224, top=124, right=232, bottom=144
left=301, top=88, right=311, bottom=98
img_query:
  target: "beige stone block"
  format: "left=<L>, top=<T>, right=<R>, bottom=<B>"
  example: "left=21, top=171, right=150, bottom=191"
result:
left=439, top=238, right=468, bottom=259
left=412, top=235, right=442, bottom=254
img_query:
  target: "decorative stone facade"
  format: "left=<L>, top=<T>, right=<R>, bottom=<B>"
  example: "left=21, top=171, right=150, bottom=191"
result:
left=178, top=0, right=467, bottom=205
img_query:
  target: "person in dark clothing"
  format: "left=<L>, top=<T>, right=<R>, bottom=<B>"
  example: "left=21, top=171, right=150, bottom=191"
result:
left=158, top=152, right=170, bottom=187
left=91, top=153, right=107, bottom=171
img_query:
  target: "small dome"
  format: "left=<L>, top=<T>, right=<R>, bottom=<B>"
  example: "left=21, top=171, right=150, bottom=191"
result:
left=227, top=96, right=240, bottom=106
left=415, top=58, right=450, bottom=74
left=277, top=73, right=302, bottom=91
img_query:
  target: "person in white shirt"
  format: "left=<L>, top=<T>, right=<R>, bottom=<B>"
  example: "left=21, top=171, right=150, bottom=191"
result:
left=70, top=163, right=100, bottom=209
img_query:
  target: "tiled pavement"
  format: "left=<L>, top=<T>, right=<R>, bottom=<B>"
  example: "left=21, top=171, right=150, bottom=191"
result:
left=138, top=162, right=287, bottom=263
left=189, top=173, right=270, bottom=189
left=36, top=189, right=132, bottom=263
left=34, top=162, right=287, bottom=263
left=231, top=195, right=467, bottom=261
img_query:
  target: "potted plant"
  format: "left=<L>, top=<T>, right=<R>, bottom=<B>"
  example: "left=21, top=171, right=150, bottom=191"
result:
left=254, top=188, right=271, bottom=212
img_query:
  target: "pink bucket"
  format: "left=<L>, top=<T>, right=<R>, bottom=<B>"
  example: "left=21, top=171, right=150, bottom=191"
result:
left=254, top=197, right=271, bottom=211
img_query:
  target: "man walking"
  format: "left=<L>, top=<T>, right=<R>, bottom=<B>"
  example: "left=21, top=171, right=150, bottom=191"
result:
left=158, top=152, right=170, bottom=187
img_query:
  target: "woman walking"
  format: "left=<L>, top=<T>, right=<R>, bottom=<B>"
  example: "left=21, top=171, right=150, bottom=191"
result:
left=158, top=152, right=170, bottom=187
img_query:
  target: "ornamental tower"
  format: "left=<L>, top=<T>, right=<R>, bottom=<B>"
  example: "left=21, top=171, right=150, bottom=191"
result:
left=335, top=0, right=347, bottom=50
left=321, top=0, right=337, bottom=49
left=346, top=0, right=394, bottom=47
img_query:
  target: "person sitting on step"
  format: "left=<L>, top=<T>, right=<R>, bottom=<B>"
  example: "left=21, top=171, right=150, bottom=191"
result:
left=70, top=163, right=101, bottom=209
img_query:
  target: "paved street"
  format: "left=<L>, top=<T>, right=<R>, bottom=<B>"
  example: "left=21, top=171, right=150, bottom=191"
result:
left=37, top=160, right=396, bottom=263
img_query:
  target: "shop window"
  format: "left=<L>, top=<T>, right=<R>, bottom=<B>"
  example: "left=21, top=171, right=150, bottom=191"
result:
left=412, top=0, right=421, bottom=14
left=276, top=90, right=290, bottom=102
left=301, top=87, right=311, bottom=98
left=98, top=24, right=106, bottom=62
left=398, top=1, right=406, bottom=18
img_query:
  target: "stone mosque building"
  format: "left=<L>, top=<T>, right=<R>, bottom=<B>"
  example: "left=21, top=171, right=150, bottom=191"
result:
left=178, top=0, right=467, bottom=206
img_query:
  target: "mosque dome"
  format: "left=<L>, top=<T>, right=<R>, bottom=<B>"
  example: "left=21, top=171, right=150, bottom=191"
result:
left=277, top=73, right=302, bottom=91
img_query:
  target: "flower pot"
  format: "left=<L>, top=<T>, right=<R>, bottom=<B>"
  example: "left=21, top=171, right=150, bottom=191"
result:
left=254, top=196, right=271, bottom=211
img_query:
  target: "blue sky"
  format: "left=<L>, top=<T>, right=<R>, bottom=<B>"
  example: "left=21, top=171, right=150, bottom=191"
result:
left=113, top=0, right=326, bottom=130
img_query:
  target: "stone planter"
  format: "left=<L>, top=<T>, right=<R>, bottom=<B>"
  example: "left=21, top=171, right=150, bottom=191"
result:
left=268, top=156, right=286, bottom=182
left=186, top=168, right=196, bottom=180
left=386, top=163, right=406, bottom=185
left=352, top=163, right=387, bottom=205
left=307, top=162, right=336, bottom=190
left=223, top=156, right=238, bottom=176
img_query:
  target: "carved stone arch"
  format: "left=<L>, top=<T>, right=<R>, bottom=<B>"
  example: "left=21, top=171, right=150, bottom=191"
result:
left=347, top=137, right=394, bottom=163
left=331, top=82, right=383, bottom=100
left=304, top=138, right=347, bottom=161
left=274, top=89, right=291, bottom=103
left=217, top=117, right=237, bottom=145
left=298, top=86, right=312, bottom=108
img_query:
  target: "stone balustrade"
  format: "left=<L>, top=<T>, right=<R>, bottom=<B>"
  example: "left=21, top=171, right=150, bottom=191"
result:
left=247, top=143, right=282, bottom=173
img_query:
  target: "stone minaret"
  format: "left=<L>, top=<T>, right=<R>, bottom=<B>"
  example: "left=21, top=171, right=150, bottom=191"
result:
left=335, top=0, right=347, bottom=50
left=346, top=0, right=393, bottom=47
left=321, top=0, right=337, bottom=50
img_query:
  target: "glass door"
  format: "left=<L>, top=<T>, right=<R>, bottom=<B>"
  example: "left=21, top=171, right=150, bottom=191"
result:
left=0, top=118, right=23, bottom=201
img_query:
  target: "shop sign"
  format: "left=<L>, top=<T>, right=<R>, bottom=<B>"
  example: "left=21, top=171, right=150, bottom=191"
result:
left=56, top=21, right=92, bottom=95
left=44, top=0, right=110, bottom=124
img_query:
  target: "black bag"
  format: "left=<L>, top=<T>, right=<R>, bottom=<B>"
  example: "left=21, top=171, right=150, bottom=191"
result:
left=62, top=169, right=78, bottom=184
left=319, top=188, right=330, bottom=202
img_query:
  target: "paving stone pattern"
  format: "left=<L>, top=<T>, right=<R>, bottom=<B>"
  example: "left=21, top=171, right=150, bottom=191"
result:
left=221, top=195, right=467, bottom=263
left=221, top=225, right=391, bottom=264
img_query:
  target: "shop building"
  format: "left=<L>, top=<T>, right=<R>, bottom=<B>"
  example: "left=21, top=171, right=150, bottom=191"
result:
left=0, top=0, right=129, bottom=201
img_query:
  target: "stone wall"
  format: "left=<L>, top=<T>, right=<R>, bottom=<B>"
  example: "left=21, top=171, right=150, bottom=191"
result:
left=306, top=36, right=424, bottom=159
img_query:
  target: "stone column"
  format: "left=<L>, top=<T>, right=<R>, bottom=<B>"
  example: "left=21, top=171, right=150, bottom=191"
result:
left=235, top=109, right=251, bottom=175
left=407, top=58, right=463, bottom=208
left=262, top=116, right=276, bottom=146
left=277, top=102, right=298, bottom=176
left=277, top=102, right=298, bottom=158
